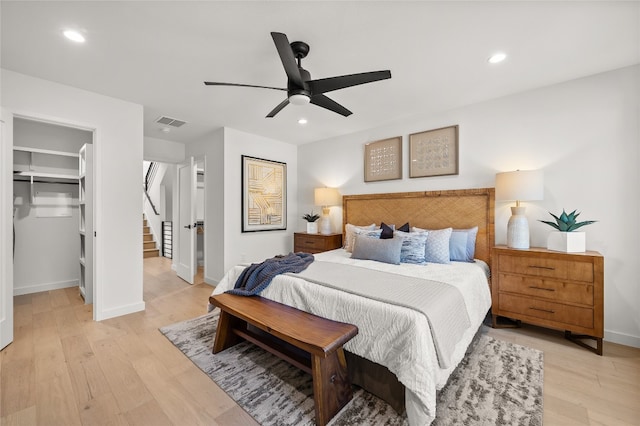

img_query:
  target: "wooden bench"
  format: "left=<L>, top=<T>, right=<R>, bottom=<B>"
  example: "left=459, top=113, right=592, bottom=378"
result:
left=209, top=293, right=359, bottom=426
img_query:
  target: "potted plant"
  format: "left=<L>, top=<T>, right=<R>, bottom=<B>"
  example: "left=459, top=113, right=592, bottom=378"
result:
left=539, top=209, right=597, bottom=252
left=302, top=211, right=320, bottom=234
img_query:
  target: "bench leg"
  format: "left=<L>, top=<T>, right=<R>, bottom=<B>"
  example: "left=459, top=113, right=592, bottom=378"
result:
left=311, top=348, right=352, bottom=426
left=212, top=310, right=246, bottom=354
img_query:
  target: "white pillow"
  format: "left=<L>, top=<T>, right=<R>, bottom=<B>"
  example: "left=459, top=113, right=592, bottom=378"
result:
left=344, top=223, right=377, bottom=252
left=412, top=226, right=453, bottom=264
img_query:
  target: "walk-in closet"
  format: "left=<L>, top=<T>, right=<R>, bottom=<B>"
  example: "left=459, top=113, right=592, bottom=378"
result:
left=12, top=117, right=94, bottom=304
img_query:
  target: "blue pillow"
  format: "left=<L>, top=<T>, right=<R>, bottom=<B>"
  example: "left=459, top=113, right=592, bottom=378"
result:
left=395, top=230, right=428, bottom=264
left=351, top=234, right=403, bottom=264
left=450, top=227, right=478, bottom=262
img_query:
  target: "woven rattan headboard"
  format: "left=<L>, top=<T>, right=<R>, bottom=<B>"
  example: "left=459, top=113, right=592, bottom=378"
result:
left=342, top=188, right=495, bottom=265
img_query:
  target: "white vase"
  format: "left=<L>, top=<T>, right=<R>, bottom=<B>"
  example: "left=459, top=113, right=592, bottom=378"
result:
left=547, top=231, right=586, bottom=253
left=306, top=222, right=318, bottom=234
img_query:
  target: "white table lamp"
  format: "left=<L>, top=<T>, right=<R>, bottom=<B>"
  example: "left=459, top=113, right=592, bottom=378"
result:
left=314, top=187, right=341, bottom=235
left=495, top=170, right=544, bottom=249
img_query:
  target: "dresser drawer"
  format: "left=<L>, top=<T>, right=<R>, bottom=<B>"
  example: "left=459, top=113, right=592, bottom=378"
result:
left=499, top=254, right=594, bottom=283
left=498, top=273, right=594, bottom=306
left=499, top=293, right=594, bottom=329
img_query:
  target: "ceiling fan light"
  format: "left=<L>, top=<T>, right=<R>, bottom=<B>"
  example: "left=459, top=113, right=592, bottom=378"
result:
left=289, top=94, right=310, bottom=106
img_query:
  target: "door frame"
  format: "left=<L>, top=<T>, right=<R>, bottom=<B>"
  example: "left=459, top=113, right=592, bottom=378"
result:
left=1, top=110, right=13, bottom=349
left=1, top=109, right=98, bottom=342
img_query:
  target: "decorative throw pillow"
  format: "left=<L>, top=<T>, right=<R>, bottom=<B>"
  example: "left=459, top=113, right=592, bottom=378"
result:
left=394, top=230, right=428, bottom=264
left=344, top=223, right=376, bottom=252
left=413, top=226, right=452, bottom=264
left=380, top=222, right=395, bottom=239
left=397, top=222, right=410, bottom=232
left=450, top=226, right=479, bottom=262
left=351, top=234, right=403, bottom=265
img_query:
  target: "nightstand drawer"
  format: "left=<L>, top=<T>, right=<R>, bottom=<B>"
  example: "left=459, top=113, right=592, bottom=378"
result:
left=499, top=293, right=594, bottom=329
left=294, top=233, right=343, bottom=254
left=498, top=273, right=594, bottom=306
left=499, top=254, right=594, bottom=283
left=296, top=237, right=327, bottom=251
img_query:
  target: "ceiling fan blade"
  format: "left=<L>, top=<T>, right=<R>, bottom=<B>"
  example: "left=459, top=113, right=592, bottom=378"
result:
left=307, top=70, right=391, bottom=95
left=310, top=94, right=352, bottom=117
left=270, top=32, right=305, bottom=88
left=204, top=82, right=286, bottom=91
left=266, top=98, right=290, bottom=118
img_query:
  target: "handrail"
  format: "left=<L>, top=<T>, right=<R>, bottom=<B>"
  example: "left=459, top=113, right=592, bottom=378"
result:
left=143, top=185, right=159, bottom=216
left=145, top=161, right=159, bottom=192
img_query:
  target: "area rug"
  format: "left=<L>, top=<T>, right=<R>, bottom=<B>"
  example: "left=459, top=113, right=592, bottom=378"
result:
left=160, top=312, right=543, bottom=425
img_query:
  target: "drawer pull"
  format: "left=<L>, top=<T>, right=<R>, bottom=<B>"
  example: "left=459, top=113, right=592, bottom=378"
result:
left=528, top=286, right=555, bottom=292
left=529, top=265, right=555, bottom=271
left=529, top=307, right=555, bottom=314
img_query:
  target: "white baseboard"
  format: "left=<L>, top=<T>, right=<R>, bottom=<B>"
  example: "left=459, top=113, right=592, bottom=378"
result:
left=204, top=276, right=218, bottom=287
left=14, top=279, right=79, bottom=296
left=95, top=301, right=145, bottom=321
left=605, top=329, right=640, bottom=349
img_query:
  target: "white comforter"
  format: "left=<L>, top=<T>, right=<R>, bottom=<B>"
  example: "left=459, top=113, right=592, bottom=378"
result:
left=211, top=249, right=492, bottom=425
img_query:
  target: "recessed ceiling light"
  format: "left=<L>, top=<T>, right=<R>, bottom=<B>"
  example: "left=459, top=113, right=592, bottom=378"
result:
left=63, top=29, right=85, bottom=43
left=488, top=52, right=507, bottom=64
left=298, top=118, right=308, bottom=125
left=160, top=127, right=171, bottom=133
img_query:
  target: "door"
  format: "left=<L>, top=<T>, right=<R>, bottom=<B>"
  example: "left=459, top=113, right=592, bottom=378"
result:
left=176, top=157, right=197, bottom=284
left=1, top=110, right=14, bottom=350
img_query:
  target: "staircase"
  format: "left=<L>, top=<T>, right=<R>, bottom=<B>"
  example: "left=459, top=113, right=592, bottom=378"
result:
left=143, top=215, right=159, bottom=258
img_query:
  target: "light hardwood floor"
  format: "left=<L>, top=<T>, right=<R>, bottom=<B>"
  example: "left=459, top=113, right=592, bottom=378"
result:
left=1, top=256, right=639, bottom=425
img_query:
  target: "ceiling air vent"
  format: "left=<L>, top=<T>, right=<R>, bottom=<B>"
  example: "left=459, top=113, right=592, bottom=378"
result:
left=155, top=116, right=187, bottom=128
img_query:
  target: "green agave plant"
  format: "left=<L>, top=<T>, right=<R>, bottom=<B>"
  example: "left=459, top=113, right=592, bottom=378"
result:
left=302, top=211, right=320, bottom=222
left=539, top=209, right=597, bottom=232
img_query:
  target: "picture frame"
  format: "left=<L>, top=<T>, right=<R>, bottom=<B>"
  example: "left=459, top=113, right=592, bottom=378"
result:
left=364, top=136, right=402, bottom=182
left=241, top=155, right=287, bottom=232
left=409, top=125, right=459, bottom=178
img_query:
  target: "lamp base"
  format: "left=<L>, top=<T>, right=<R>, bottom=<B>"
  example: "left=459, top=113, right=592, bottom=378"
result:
left=507, top=206, right=530, bottom=249
left=320, top=214, right=332, bottom=235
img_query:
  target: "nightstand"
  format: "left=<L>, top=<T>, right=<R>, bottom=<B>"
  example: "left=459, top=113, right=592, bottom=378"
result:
left=294, top=232, right=343, bottom=254
left=491, top=245, right=604, bottom=355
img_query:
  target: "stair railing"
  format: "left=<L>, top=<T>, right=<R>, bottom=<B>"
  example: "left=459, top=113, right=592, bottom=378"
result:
left=143, top=185, right=160, bottom=216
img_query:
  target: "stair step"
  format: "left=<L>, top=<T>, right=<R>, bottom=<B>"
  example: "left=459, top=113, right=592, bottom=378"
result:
left=143, top=234, right=153, bottom=242
left=143, top=248, right=159, bottom=258
left=143, top=226, right=150, bottom=233
left=143, top=241, right=156, bottom=249
left=143, top=219, right=148, bottom=227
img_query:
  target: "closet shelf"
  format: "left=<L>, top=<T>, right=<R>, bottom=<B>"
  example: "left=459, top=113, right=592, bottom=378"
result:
left=14, top=145, right=80, bottom=158
left=13, top=170, right=79, bottom=183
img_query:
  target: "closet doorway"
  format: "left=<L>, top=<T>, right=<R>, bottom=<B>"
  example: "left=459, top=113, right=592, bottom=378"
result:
left=12, top=116, right=95, bottom=309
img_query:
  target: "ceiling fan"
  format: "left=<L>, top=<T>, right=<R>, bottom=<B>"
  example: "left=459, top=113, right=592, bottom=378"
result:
left=204, top=32, right=391, bottom=118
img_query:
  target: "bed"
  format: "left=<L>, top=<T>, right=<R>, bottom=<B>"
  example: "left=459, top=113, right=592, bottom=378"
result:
left=211, top=188, right=495, bottom=425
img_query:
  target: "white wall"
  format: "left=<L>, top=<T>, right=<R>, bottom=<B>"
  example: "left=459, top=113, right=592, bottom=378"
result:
left=222, top=127, right=298, bottom=272
left=298, top=65, right=640, bottom=348
left=185, top=127, right=298, bottom=283
left=144, top=136, right=185, bottom=163
left=2, top=70, right=145, bottom=321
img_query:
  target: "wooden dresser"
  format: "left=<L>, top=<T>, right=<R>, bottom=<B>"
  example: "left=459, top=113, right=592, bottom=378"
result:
left=294, top=232, right=343, bottom=254
left=491, top=245, right=604, bottom=354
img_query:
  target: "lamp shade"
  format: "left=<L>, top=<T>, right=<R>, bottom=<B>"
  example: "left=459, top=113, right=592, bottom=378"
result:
left=314, top=187, right=341, bottom=206
left=495, top=170, right=544, bottom=202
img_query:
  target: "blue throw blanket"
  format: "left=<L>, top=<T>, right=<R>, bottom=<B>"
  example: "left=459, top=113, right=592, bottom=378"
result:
left=227, top=252, right=315, bottom=296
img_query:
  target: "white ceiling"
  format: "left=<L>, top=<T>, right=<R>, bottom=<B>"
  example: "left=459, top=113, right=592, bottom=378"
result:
left=2, top=1, right=639, bottom=146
